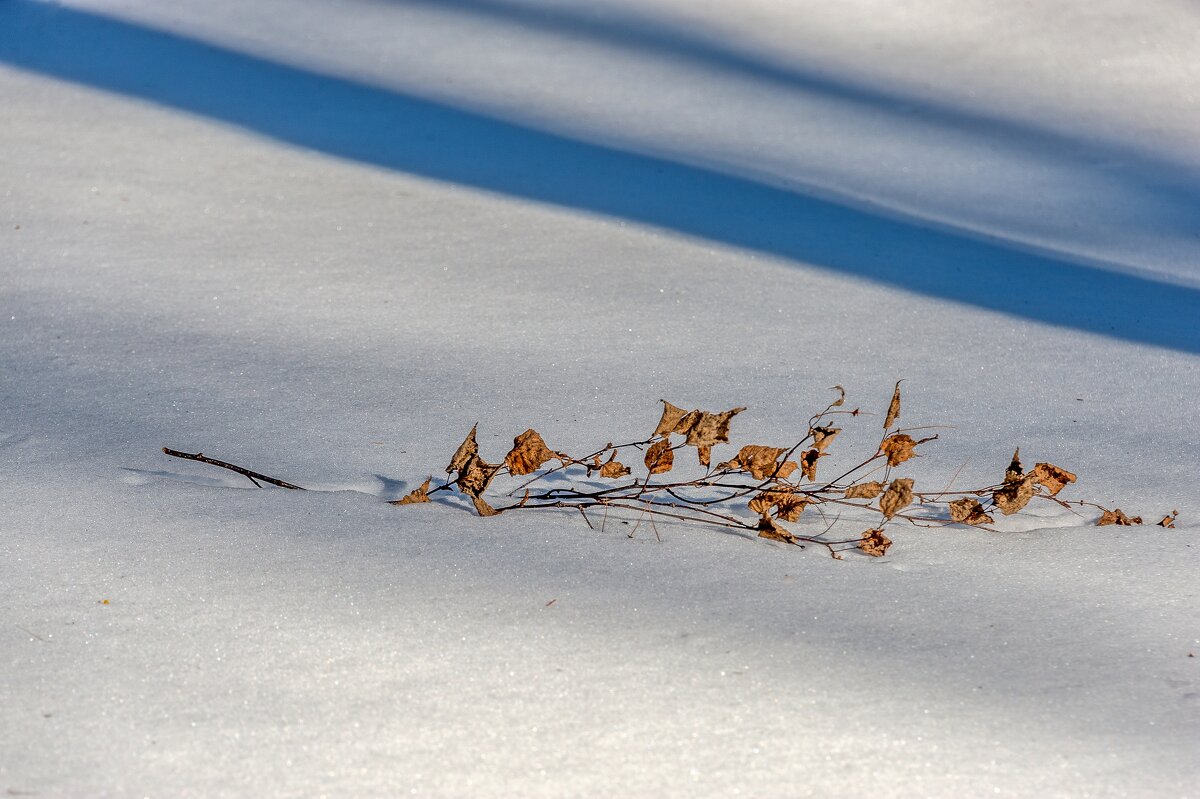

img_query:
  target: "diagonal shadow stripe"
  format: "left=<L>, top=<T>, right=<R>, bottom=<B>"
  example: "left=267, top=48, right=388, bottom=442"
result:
left=2, top=1, right=1197, bottom=352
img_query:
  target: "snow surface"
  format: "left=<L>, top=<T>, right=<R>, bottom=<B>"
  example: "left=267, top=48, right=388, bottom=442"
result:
left=1, top=0, right=1198, bottom=796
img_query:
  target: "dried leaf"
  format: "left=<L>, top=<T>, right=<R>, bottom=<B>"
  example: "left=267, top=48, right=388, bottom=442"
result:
left=654, top=402, right=745, bottom=466
left=1004, top=448, right=1024, bottom=483
left=810, top=426, right=841, bottom=453
left=948, top=497, right=994, bottom=526
left=880, top=433, right=917, bottom=467
left=773, top=494, right=808, bottom=522
left=598, top=451, right=631, bottom=479
left=748, top=490, right=808, bottom=521
left=644, top=438, right=674, bottom=475
left=800, top=448, right=821, bottom=481
left=1030, top=462, right=1076, bottom=497
left=457, top=455, right=497, bottom=497
left=883, top=381, right=902, bottom=429
left=391, top=476, right=432, bottom=505
left=879, top=478, right=914, bottom=519
left=1097, top=508, right=1141, bottom=526
left=503, top=429, right=560, bottom=476
left=471, top=495, right=501, bottom=517
left=720, top=445, right=797, bottom=480
left=682, top=407, right=745, bottom=466
left=992, top=475, right=1034, bottom=515
left=858, top=528, right=892, bottom=557
left=757, top=514, right=798, bottom=545
left=653, top=400, right=690, bottom=438
left=830, top=385, right=846, bottom=407
left=844, top=481, right=885, bottom=499
left=447, top=424, right=479, bottom=474
left=1157, top=511, right=1178, bottom=528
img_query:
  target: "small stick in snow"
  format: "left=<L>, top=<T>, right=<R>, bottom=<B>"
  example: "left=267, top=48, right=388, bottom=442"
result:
left=161, top=447, right=306, bottom=490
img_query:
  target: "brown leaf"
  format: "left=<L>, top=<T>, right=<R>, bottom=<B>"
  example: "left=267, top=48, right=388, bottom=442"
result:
left=503, top=429, right=561, bottom=476
left=858, top=528, right=892, bottom=557
left=748, top=490, right=808, bottom=522
left=457, top=455, right=497, bottom=497
left=447, top=424, right=479, bottom=474
left=391, top=476, right=432, bottom=505
left=653, top=400, right=690, bottom=438
left=810, top=426, right=841, bottom=453
left=644, top=438, right=674, bottom=475
left=883, top=381, right=902, bottom=429
left=682, top=407, right=746, bottom=466
left=1097, top=508, right=1141, bottom=526
left=1157, top=511, right=1178, bottom=528
left=598, top=451, right=631, bottom=479
left=653, top=403, right=746, bottom=466
left=773, top=494, right=808, bottom=522
left=879, top=478, right=914, bottom=519
left=992, top=475, right=1034, bottom=515
left=1004, top=448, right=1024, bottom=483
left=471, top=495, right=501, bottom=517
left=757, top=514, right=798, bottom=545
left=830, top=385, right=846, bottom=407
left=1030, top=462, right=1076, bottom=497
left=720, top=445, right=797, bottom=480
left=948, top=497, right=994, bottom=526
left=844, top=481, right=885, bottom=499
left=880, top=433, right=917, bottom=467
left=800, top=448, right=821, bottom=481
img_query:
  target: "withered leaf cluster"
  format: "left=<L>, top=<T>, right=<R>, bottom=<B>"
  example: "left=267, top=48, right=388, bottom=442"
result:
left=654, top=400, right=745, bottom=467
left=371, top=385, right=1148, bottom=559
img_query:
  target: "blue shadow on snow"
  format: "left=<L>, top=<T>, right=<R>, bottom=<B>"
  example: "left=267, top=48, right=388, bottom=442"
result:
left=1, top=1, right=1196, bottom=352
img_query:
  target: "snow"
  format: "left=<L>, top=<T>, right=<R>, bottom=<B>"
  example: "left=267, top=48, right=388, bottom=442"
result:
left=1, top=0, right=1197, bottom=796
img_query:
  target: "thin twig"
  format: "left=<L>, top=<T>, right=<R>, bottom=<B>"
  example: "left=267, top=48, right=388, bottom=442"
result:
left=161, top=448, right=306, bottom=490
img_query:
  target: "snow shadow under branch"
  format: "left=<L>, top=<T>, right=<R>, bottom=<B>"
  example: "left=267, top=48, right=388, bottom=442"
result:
left=2, top=1, right=1197, bottom=353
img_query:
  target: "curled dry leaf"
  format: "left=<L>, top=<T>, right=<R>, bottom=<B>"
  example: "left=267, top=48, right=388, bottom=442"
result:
left=830, top=385, right=846, bottom=407
left=992, top=475, right=1034, bottom=515
left=800, top=448, right=821, bottom=481
left=653, top=400, right=690, bottom=438
left=655, top=402, right=745, bottom=467
left=391, top=476, right=432, bottom=505
left=644, top=438, right=674, bottom=475
left=884, top=381, right=902, bottom=429
left=720, top=445, right=798, bottom=481
left=682, top=407, right=746, bottom=467
left=879, top=477, right=914, bottom=519
left=810, top=426, right=841, bottom=454
left=504, top=429, right=561, bottom=476
left=1157, top=511, right=1178, bottom=528
left=880, top=433, right=918, bottom=467
left=948, top=497, right=994, bottom=526
left=598, top=451, right=632, bottom=479
left=757, top=514, right=799, bottom=545
left=748, top=490, right=808, bottom=522
left=1030, top=462, right=1076, bottom=497
left=1097, top=508, right=1142, bottom=526
left=447, top=424, right=479, bottom=474
left=1004, top=449, right=1024, bottom=483
left=844, top=481, right=885, bottom=500
left=858, top=528, right=892, bottom=557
